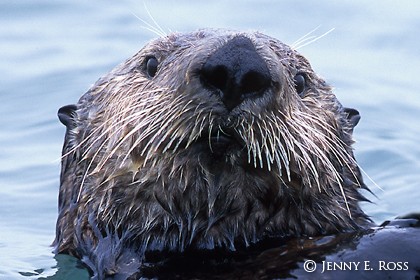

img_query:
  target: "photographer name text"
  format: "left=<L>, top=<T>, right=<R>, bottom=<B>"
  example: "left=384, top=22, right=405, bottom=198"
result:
left=320, top=261, right=408, bottom=273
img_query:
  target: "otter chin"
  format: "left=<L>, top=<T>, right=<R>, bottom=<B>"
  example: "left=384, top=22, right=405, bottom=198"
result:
left=54, top=29, right=371, bottom=277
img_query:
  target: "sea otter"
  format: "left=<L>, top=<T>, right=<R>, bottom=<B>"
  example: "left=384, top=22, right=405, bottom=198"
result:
left=54, top=29, right=401, bottom=279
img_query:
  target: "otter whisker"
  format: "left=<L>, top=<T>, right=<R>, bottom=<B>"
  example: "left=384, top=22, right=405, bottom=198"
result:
left=255, top=121, right=266, bottom=169
left=292, top=27, right=335, bottom=50
left=77, top=156, right=96, bottom=203
left=130, top=4, right=167, bottom=38
left=163, top=124, right=186, bottom=153
left=185, top=108, right=208, bottom=149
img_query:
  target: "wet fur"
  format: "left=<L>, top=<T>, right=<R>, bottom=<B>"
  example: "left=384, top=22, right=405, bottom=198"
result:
left=55, top=29, right=370, bottom=277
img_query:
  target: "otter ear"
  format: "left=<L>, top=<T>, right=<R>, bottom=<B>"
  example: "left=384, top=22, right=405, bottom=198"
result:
left=58, top=104, right=77, bottom=129
left=344, top=107, right=361, bottom=128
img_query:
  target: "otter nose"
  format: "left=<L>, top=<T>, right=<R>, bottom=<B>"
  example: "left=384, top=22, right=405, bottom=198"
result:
left=200, top=36, right=271, bottom=110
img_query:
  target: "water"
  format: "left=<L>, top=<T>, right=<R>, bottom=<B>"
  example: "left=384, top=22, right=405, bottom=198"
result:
left=1, top=1, right=419, bottom=279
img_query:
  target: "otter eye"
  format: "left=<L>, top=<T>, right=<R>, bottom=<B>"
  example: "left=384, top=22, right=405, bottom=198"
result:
left=293, top=73, right=306, bottom=96
left=146, top=56, right=158, bottom=78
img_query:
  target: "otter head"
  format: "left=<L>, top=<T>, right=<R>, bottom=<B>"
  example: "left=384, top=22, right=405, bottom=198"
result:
left=55, top=29, right=369, bottom=256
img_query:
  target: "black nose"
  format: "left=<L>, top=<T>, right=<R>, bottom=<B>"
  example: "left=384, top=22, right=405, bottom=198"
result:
left=200, top=36, right=271, bottom=110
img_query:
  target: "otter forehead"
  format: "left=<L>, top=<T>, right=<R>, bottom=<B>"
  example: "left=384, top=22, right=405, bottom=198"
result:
left=143, top=29, right=294, bottom=56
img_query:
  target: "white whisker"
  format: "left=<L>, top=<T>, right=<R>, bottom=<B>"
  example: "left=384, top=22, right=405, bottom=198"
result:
left=292, top=27, right=335, bottom=50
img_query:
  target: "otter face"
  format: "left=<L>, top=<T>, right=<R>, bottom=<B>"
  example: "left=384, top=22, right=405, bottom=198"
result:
left=56, top=29, right=369, bottom=257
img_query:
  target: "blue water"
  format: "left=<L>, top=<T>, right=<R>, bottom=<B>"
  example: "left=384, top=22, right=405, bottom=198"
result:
left=1, top=1, right=419, bottom=279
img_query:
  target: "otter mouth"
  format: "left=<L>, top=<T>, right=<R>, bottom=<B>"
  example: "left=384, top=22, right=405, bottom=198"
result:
left=197, top=128, right=244, bottom=158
